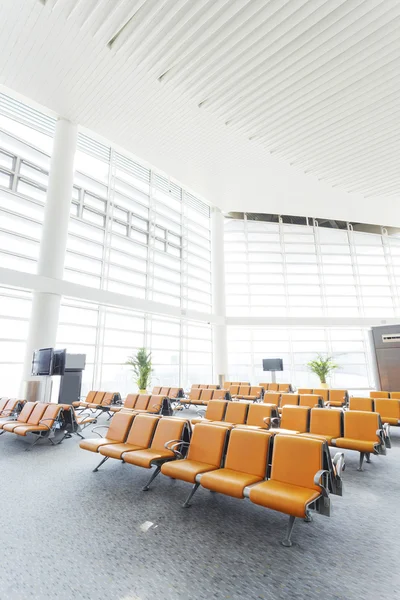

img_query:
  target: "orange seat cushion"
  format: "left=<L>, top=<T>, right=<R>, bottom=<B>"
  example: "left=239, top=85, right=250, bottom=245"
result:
left=334, top=438, right=378, bottom=453
left=270, top=428, right=300, bottom=435
left=122, top=448, right=174, bottom=468
left=298, top=432, right=334, bottom=444
left=2, top=422, right=23, bottom=432
left=200, top=468, right=262, bottom=498
left=99, top=443, right=144, bottom=459
left=161, top=459, right=218, bottom=483
left=13, top=425, right=48, bottom=436
left=79, top=438, right=118, bottom=453
left=249, top=480, right=321, bottom=518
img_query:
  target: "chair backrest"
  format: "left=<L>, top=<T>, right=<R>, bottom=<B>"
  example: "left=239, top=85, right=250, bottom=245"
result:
left=224, top=382, right=232, bottom=387
left=189, top=388, right=202, bottom=401
left=309, top=408, right=342, bottom=438
left=246, top=403, right=277, bottom=428
left=150, top=417, right=187, bottom=451
left=125, top=394, right=139, bottom=409
left=278, top=384, right=291, bottom=392
left=86, top=391, right=97, bottom=403
left=191, top=384, right=200, bottom=389
left=207, top=385, right=219, bottom=390
left=249, top=386, right=263, bottom=397
left=225, top=429, right=271, bottom=478
left=224, top=402, right=248, bottom=424
left=263, top=392, right=280, bottom=404
left=238, top=385, right=250, bottom=395
left=101, top=393, right=114, bottom=406
left=268, top=383, right=279, bottom=391
left=343, top=411, right=381, bottom=442
left=16, top=401, right=37, bottom=423
left=0, top=398, right=9, bottom=413
left=328, top=389, right=347, bottom=403
left=125, top=414, right=160, bottom=446
left=271, top=434, right=325, bottom=491
left=40, top=404, right=63, bottom=427
left=147, top=395, right=163, bottom=413
left=370, top=390, right=389, bottom=398
left=160, top=387, right=170, bottom=396
left=168, top=387, right=182, bottom=398
left=280, top=406, right=310, bottom=432
left=349, top=397, right=374, bottom=412
left=107, top=412, right=135, bottom=442
left=212, top=389, right=228, bottom=400
left=93, top=391, right=106, bottom=404
left=187, top=423, right=227, bottom=466
left=313, top=389, right=329, bottom=402
left=299, top=394, right=322, bottom=409
left=389, top=392, right=400, bottom=399
left=298, top=388, right=312, bottom=395
left=200, top=389, right=213, bottom=402
left=4, top=399, right=18, bottom=414
left=204, top=400, right=227, bottom=421
left=229, top=385, right=239, bottom=395
left=152, top=386, right=161, bottom=395
left=374, top=399, right=400, bottom=421
left=135, top=394, right=151, bottom=410
left=280, top=393, right=299, bottom=409
left=26, top=403, right=48, bottom=425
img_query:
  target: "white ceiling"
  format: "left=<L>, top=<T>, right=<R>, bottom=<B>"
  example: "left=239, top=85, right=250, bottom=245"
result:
left=0, top=0, right=399, bottom=225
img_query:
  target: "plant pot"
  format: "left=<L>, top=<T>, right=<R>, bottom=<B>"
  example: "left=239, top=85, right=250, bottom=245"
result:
left=139, top=389, right=147, bottom=394
left=319, top=382, right=328, bottom=389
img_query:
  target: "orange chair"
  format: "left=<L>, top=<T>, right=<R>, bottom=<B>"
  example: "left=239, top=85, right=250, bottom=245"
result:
left=327, top=389, right=347, bottom=408
left=270, top=406, right=310, bottom=435
left=332, top=411, right=386, bottom=470
left=299, top=408, right=342, bottom=445
left=191, top=400, right=227, bottom=425
left=161, top=424, right=228, bottom=507
left=349, top=397, right=374, bottom=412
left=208, top=401, right=249, bottom=429
left=79, top=412, right=135, bottom=454
left=96, top=414, right=160, bottom=464
left=299, top=394, right=324, bottom=409
left=236, top=403, right=279, bottom=430
left=0, top=401, right=36, bottom=433
left=374, top=398, right=400, bottom=427
left=370, top=391, right=389, bottom=399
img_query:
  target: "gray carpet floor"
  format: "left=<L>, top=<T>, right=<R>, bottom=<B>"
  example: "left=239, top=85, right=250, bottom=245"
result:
left=0, top=410, right=399, bottom=600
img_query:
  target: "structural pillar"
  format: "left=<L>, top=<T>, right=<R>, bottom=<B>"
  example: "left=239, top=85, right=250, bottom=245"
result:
left=211, top=207, right=228, bottom=385
left=21, top=119, right=78, bottom=393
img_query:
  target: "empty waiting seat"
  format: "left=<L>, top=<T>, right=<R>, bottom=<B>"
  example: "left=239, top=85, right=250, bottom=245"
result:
left=199, top=429, right=272, bottom=498
left=313, top=389, right=329, bottom=404
left=191, top=400, right=227, bottom=425
left=212, top=389, right=229, bottom=400
left=299, top=408, right=342, bottom=444
left=389, top=392, right=400, bottom=399
left=161, top=424, right=228, bottom=506
left=280, top=394, right=299, bottom=410
left=160, top=387, right=170, bottom=396
left=79, top=412, right=135, bottom=453
left=298, top=388, right=313, bottom=395
left=0, top=401, right=36, bottom=432
left=2, top=402, right=47, bottom=433
left=332, top=411, right=386, bottom=470
left=186, top=388, right=202, bottom=405
left=263, top=392, right=281, bottom=404
left=270, top=406, right=310, bottom=435
left=236, top=403, right=278, bottom=430
left=97, top=414, right=160, bottom=461
left=110, top=393, right=139, bottom=413
left=374, top=399, right=400, bottom=426
left=209, top=401, right=249, bottom=429
left=234, top=386, right=263, bottom=401
left=327, top=390, right=347, bottom=407
left=168, top=387, right=184, bottom=399
left=133, top=394, right=151, bottom=411
left=278, top=384, right=291, bottom=392
left=249, top=435, right=337, bottom=546
left=72, top=390, right=97, bottom=409
left=0, top=399, right=21, bottom=419
left=349, top=397, right=374, bottom=412
left=370, top=391, right=389, bottom=399
left=299, top=394, right=323, bottom=409
left=231, top=385, right=250, bottom=398
left=152, top=386, right=161, bottom=395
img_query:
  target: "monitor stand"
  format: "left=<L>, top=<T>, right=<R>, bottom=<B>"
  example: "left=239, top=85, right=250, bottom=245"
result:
left=271, top=371, right=277, bottom=384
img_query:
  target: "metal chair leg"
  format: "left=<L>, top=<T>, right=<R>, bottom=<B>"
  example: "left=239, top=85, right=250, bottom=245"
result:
left=93, top=456, right=109, bottom=472
left=357, top=452, right=365, bottom=471
left=182, top=482, right=200, bottom=508
left=282, top=515, right=296, bottom=547
left=304, top=510, right=313, bottom=523
left=25, top=435, right=42, bottom=451
left=142, top=466, right=161, bottom=491
left=365, top=453, right=371, bottom=463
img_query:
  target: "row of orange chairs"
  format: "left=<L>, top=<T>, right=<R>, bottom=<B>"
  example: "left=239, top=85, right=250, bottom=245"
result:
left=109, top=393, right=170, bottom=415
left=349, top=397, right=400, bottom=426
left=151, top=386, right=184, bottom=398
left=370, top=390, right=400, bottom=399
left=80, top=412, right=343, bottom=547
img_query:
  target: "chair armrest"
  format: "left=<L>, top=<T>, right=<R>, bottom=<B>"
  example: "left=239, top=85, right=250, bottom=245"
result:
left=332, top=452, right=345, bottom=478
left=37, top=417, right=58, bottom=431
left=195, top=408, right=206, bottom=417
left=92, top=425, right=109, bottom=438
left=314, top=469, right=330, bottom=498
left=164, top=439, right=189, bottom=459
left=266, top=416, right=279, bottom=428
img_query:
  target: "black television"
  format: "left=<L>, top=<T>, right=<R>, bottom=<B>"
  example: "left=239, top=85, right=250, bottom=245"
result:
left=52, top=349, right=66, bottom=376
left=32, top=348, right=53, bottom=376
left=262, top=358, right=283, bottom=372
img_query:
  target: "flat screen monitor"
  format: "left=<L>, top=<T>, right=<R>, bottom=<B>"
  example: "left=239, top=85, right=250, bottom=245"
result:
left=52, top=349, right=66, bottom=376
left=262, top=358, right=283, bottom=372
left=31, top=348, right=53, bottom=376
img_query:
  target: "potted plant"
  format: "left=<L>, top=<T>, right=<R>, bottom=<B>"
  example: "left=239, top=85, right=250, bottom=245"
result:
left=307, top=354, right=338, bottom=389
left=126, top=348, right=152, bottom=393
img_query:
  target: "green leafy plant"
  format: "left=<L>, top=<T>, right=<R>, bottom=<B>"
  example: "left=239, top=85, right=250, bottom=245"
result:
left=126, top=348, right=152, bottom=391
left=307, top=354, right=338, bottom=384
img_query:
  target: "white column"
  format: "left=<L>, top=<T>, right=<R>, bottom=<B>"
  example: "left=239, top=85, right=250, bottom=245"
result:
left=21, top=119, right=78, bottom=390
left=211, top=207, right=228, bottom=385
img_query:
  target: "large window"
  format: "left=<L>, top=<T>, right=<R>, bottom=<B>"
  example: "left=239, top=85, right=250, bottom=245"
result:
left=225, top=217, right=400, bottom=318
left=227, top=327, right=373, bottom=390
